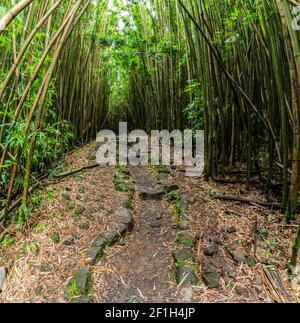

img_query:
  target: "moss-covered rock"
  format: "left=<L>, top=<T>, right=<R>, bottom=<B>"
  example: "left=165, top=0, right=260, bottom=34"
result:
left=202, top=265, right=220, bottom=289
left=67, top=267, right=91, bottom=301
left=173, top=248, right=196, bottom=264
left=164, top=183, right=179, bottom=193
left=176, top=265, right=198, bottom=286
left=139, top=187, right=166, bottom=200
left=177, top=233, right=196, bottom=248
left=117, top=209, right=134, bottom=232
left=101, top=230, right=120, bottom=245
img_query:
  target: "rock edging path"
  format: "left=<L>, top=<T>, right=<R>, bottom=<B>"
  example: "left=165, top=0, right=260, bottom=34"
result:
left=66, top=166, right=135, bottom=303
left=66, top=163, right=199, bottom=303
left=169, top=191, right=198, bottom=287
left=94, top=165, right=179, bottom=303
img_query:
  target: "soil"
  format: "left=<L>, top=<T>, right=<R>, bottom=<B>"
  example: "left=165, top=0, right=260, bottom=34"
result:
left=0, top=141, right=299, bottom=303
left=93, top=166, right=179, bottom=303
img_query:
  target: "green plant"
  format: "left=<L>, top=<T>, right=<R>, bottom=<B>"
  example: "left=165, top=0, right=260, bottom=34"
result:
left=0, top=236, right=16, bottom=250
left=207, top=189, right=217, bottom=200
left=51, top=232, right=60, bottom=244
left=169, top=191, right=181, bottom=202
left=123, top=193, right=134, bottom=210
left=20, top=242, right=39, bottom=255
left=34, top=223, right=47, bottom=234
left=113, top=177, right=135, bottom=192
left=67, top=278, right=81, bottom=300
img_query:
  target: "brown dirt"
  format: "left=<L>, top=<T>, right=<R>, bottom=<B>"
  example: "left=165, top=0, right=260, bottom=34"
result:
left=92, top=166, right=179, bottom=303
left=168, top=166, right=300, bottom=303
left=1, top=141, right=300, bottom=303
left=0, top=142, right=126, bottom=303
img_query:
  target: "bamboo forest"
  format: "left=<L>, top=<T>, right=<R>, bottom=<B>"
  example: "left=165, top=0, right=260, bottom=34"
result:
left=1, top=0, right=300, bottom=304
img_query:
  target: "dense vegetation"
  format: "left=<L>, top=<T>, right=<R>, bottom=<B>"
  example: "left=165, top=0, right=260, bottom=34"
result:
left=1, top=0, right=300, bottom=267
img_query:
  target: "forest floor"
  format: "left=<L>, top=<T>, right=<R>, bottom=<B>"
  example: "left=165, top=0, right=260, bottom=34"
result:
left=0, top=141, right=300, bottom=303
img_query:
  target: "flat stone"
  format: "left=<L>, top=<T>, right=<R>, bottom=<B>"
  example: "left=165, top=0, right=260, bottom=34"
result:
left=179, top=198, right=188, bottom=211
left=118, top=223, right=127, bottom=236
left=109, top=223, right=127, bottom=236
left=203, top=244, right=218, bottom=257
left=139, top=187, right=166, bottom=200
left=150, top=222, right=161, bottom=229
left=87, top=246, right=105, bottom=265
left=116, top=209, right=134, bottom=231
left=180, top=212, right=189, bottom=223
left=92, top=236, right=107, bottom=248
left=235, top=283, right=250, bottom=296
left=173, top=248, right=195, bottom=263
left=73, top=267, right=90, bottom=295
left=176, top=265, right=198, bottom=286
left=202, top=265, right=220, bottom=289
left=227, top=226, right=237, bottom=234
left=101, top=230, right=119, bottom=245
left=0, top=267, right=7, bottom=292
left=233, top=251, right=247, bottom=264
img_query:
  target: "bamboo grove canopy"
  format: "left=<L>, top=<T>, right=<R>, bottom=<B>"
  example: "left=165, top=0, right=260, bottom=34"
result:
left=1, top=0, right=300, bottom=266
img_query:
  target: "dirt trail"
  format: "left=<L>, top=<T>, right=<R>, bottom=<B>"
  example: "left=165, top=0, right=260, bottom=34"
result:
left=96, top=166, right=178, bottom=303
left=1, top=141, right=299, bottom=303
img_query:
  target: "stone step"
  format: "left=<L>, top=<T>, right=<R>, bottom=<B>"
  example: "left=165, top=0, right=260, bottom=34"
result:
left=138, top=186, right=166, bottom=200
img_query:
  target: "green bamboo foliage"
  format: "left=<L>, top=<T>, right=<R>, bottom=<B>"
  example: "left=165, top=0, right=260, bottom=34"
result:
left=1, top=0, right=300, bottom=266
left=0, top=0, right=109, bottom=223
left=177, top=0, right=300, bottom=265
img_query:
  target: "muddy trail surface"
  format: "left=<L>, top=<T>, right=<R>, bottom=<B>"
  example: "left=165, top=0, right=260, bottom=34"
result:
left=98, top=166, right=179, bottom=303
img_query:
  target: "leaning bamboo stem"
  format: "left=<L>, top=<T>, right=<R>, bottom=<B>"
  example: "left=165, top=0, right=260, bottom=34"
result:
left=0, top=0, right=34, bottom=36
left=22, top=0, right=92, bottom=204
left=0, top=0, right=63, bottom=99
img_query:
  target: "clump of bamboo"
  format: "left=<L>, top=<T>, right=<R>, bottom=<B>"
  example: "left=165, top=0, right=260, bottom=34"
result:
left=177, top=0, right=300, bottom=266
left=0, top=0, right=109, bottom=223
